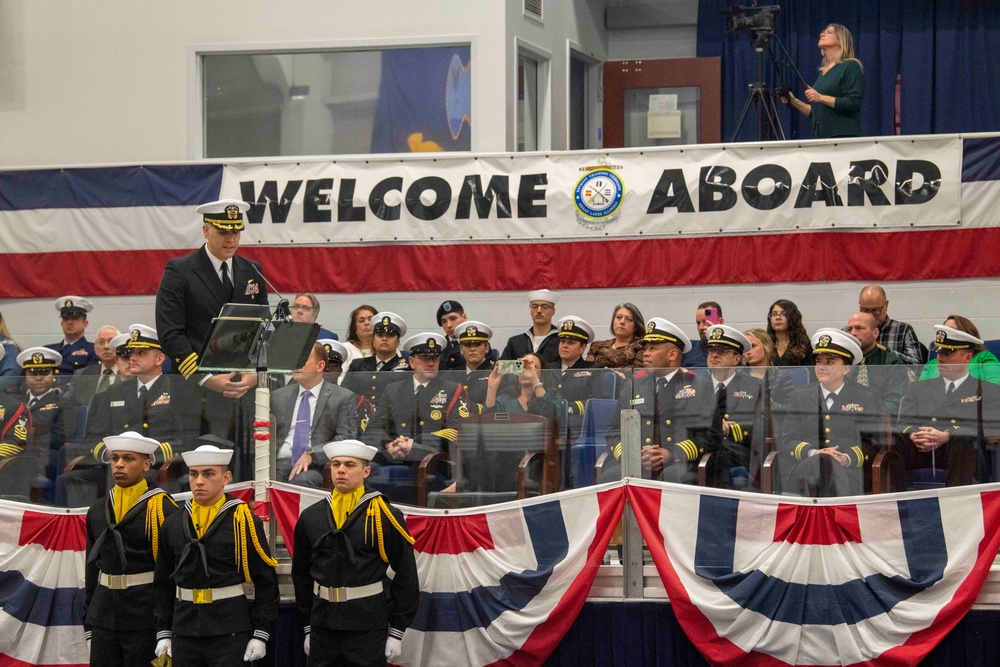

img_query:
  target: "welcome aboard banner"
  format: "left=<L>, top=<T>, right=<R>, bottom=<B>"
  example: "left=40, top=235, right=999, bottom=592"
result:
left=1, top=135, right=997, bottom=298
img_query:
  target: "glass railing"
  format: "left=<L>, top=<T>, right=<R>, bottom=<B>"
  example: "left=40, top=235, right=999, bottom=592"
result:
left=5, top=361, right=999, bottom=508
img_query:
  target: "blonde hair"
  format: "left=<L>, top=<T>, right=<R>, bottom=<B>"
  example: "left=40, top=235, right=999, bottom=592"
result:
left=821, top=23, right=863, bottom=71
left=0, top=311, right=13, bottom=341
left=744, top=328, right=777, bottom=367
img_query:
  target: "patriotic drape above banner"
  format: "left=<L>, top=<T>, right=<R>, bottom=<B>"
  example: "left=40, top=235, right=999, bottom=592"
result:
left=3, top=481, right=1000, bottom=667
left=1, top=135, right=999, bottom=298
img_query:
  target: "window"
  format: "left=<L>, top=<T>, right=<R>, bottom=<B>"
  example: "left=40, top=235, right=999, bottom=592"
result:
left=517, top=54, right=539, bottom=152
left=201, top=45, right=472, bottom=158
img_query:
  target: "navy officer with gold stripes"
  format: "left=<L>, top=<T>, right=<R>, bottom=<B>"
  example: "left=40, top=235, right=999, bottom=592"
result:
left=291, top=439, right=419, bottom=667
left=705, top=324, right=764, bottom=482
left=153, top=442, right=279, bottom=665
left=84, top=431, right=178, bottom=666
left=604, top=318, right=722, bottom=483
left=782, top=329, right=879, bottom=496
left=553, top=315, right=608, bottom=428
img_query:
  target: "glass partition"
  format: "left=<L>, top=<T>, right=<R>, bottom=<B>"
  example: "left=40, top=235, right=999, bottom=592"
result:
left=7, top=359, right=1000, bottom=509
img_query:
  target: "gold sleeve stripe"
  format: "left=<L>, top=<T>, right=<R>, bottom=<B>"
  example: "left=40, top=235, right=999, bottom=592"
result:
left=431, top=428, right=459, bottom=443
left=178, top=353, right=199, bottom=379
left=902, top=425, right=913, bottom=434
left=730, top=424, right=744, bottom=443
left=794, top=441, right=809, bottom=461
left=575, top=401, right=585, bottom=415
left=613, top=443, right=622, bottom=460
left=678, top=440, right=698, bottom=461
left=93, top=441, right=106, bottom=460
left=0, top=444, right=23, bottom=457
left=159, top=442, right=173, bottom=461
left=852, top=446, right=865, bottom=467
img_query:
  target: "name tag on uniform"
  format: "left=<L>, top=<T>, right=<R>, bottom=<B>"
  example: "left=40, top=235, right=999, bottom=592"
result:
left=631, top=398, right=646, bottom=406
left=111, top=400, right=126, bottom=407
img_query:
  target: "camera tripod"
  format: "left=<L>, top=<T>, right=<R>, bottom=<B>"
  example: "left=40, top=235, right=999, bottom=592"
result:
left=730, top=32, right=808, bottom=142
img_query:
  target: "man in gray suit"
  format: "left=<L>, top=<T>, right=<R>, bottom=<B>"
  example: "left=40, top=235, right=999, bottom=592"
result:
left=272, top=342, right=359, bottom=487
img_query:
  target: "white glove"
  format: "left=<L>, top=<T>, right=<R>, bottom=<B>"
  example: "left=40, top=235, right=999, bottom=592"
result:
left=304, top=634, right=310, bottom=656
left=385, top=636, right=403, bottom=662
left=154, top=639, right=172, bottom=657
left=244, top=638, right=267, bottom=661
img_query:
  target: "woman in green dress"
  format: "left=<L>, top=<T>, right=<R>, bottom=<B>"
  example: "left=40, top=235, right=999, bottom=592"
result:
left=919, top=315, right=1000, bottom=383
left=783, top=23, right=864, bottom=139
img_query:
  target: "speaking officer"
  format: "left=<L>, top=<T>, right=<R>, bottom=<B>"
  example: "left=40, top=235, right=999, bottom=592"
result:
left=898, top=325, right=1000, bottom=486
left=705, top=325, right=764, bottom=477
left=291, top=440, right=419, bottom=667
left=45, top=296, right=99, bottom=378
left=782, top=330, right=878, bottom=496
left=456, top=320, right=495, bottom=411
left=84, top=432, right=177, bottom=667
left=604, top=318, right=722, bottom=483
left=153, top=443, right=279, bottom=665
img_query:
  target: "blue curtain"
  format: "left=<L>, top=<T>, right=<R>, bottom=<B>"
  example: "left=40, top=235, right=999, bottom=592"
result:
left=697, top=0, right=1000, bottom=141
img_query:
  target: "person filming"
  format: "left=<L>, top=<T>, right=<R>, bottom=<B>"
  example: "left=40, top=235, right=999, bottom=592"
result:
left=783, top=23, right=864, bottom=139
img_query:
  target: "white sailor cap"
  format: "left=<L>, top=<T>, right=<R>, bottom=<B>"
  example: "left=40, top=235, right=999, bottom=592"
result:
left=556, top=316, right=595, bottom=343
left=456, top=320, right=493, bottom=343
left=705, top=325, right=752, bottom=353
left=642, top=318, right=692, bottom=353
left=933, top=324, right=983, bottom=350
left=323, top=439, right=379, bottom=462
left=371, top=312, right=407, bottom=338
left=527, top=289, right=560, bottom=305
left=110, top=333, right=131, bottom=356
left=17, top=346, right=63, bottom=370
left=125, top=323, right=160, bottom=350
left=103, top=431, right=161, bottom=456
left=403, top=332, right=447, bottom=357
left=181, top=444, right=234, bottom=467
left=196, top=199, right=249, bottom=231
left=317, top=339, right=350, bottom=364
left=811, top=329, right=863, bottom=366
left=55, top=296, right=94, bottom=318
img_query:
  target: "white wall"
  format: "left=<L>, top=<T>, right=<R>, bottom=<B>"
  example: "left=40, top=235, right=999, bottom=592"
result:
left=0, top=0, right=508, bottom=167
left=5, top=279, right=1000, bottom=359
left=607, top=26, right=698, bottom=60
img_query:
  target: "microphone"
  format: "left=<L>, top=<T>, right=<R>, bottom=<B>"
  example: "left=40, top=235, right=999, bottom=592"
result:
left=250, top=262, right=291, bottom=321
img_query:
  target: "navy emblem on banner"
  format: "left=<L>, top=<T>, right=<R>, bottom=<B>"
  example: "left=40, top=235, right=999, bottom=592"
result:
left=574, top=166, right=624, bottom=230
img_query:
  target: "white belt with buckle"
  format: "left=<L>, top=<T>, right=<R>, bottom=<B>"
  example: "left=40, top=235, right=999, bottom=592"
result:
left=176, top=584, right=246, bottom=604
left=313, top=581, right=383, bottom=603
left=99, top=571, right=155, bottom=590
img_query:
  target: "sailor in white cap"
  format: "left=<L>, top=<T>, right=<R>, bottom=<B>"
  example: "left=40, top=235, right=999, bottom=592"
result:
left=500, top=289, right=562, bottom=365
left=781, top=329, right=878, bottom=497
left=46, top=295, right=99, bottom=378
left=16, top=347, right=77, bottom=493
left=153, top=440, right=278, bottom=665
left=365, top=333, right=470, bottom=496
left=455, top=320, right=495, bottom=409
left=552, top=316, right=604, bottom=421
left=343, top=312, right=411, bottom=409
left=291, top=440, right=418, bottom=666
left=84, top=432, right=178, bottom=667
left=705, top=324, right=764, bottom=483
left=603, top=317, right=722, bottom=484
left=154, top=198, right=268, bottom=481
left=898, top=323, right=1000, bottom=486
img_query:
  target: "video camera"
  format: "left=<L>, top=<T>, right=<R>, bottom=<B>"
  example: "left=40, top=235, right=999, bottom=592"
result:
left=723, top=4, right=780, bottom=51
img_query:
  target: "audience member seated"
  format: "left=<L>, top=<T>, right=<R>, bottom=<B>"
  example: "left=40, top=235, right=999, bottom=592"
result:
left=919, top=315, right=1000, bottom=384
left=56, top=325, right=202, bottom=507
left=272, top=342, right=358, bottom=487
left=767, top=299, right=811, bottom=366
left=290, top=292, right=337, bottom=340
left=552, top=316, right=605, bottom=427
left=455, top=321, right=495, bottom=411
left=436, top=299, right=467, bottom=371
left=342, top=304, right=378, bottom=370
left=17, top=347, right=79, bottom=500
left=781, top=330, right=877, bottom=497
left=586, top=302, right=644, bottom=370
left=485, top=353, right=561, bottom=420
left=65, top=325, right=121, bottom=409
left=705, top=325, right=762, bottom=482
left=898, top=324, right=1000, bottom=486
left=0, top=310, right=22, bottom=392
left=500, top=290, right=561, bottom=365
left=603, top=318, right=721, bottom=484
left=365, top=333, right=470, bottom=501
left=343, top=312, right=411, bottom=409
left=859, top=284, right=924, bottom=365
left=845, top=312, right=909, bottom=416
left=682, top=301, right=724, bottom=368
left=45, top=296, right=100, bottom=380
